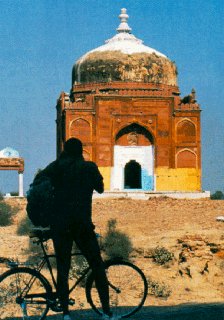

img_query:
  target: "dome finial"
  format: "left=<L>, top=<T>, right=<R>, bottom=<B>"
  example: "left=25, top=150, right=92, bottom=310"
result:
left=117, top=8, right=132, bottom=33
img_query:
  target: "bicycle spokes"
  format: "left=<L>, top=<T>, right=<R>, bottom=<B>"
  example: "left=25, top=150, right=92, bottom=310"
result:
left=0, top=268, right=50, bottom=319
left=108, top=281, right=121, bottom=294
left=87, top=260, right=148, bottom=318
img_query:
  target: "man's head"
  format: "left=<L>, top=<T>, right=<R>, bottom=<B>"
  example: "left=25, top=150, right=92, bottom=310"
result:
left=64, top=138, right=83, bottom=158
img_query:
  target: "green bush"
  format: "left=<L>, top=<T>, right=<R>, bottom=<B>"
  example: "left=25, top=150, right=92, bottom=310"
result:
left=10, top=191, right=19, bottom=196
left=17, top=215, right=34, bottom=235
left=103, top=219, right=133, bottom=260
left=69, top=251, right=89, bottom=287
left=25, top=235, right=56, bottom=267
left=211, top=191, right=224, bottom=200
left=147, top=278, right=171, bottom=298
left=16, top=215, right=41, bottom=265
left=0, top=191, right=4, bottom=201
left=0, top=201, right=18, bottom=226
left=151, top=246, right=174, bottom=265
left=25, top=239, right=44, bottom=266
left=25, top=239, right=88, bottom=275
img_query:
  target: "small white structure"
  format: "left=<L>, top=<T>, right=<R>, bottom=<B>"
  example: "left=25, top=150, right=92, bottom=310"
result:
left=0, top=147, right=24, bottom=197
left=0, top=147, right=20, bottom=158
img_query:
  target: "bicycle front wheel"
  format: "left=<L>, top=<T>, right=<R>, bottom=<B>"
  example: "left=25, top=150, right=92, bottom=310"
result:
left=0, top=267, right=51, bottom=320
left=86, top=260, right=148, bottom=318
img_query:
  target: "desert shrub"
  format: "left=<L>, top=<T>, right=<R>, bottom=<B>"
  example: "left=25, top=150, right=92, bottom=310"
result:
left=17, top=215, right=34, bottom=235
left=211, top=191, right=224, bottom=200
left=0, top=191, right=4, bottom=201
left=10, top=191, right=19, bottom=196
left=69, top=252, right=89, bottom=287
left=25, top=239, right=88, bottom=276
left=151, top=246, right=174, bottom=265
left=25, top=236, right=57, bottom=267
left=207, top=242, right=220, bottom=254
left=147, top=278, right=171, bottom=298
left=103, top=219, right=133, bottom=260
left=0, top=201, right=18, bottom=226
left=69, top=255, right=89, bottom=278
left=25, top=239, right=45, bottom=266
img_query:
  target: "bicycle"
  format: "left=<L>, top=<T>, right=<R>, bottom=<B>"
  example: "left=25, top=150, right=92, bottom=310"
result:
left=0, top=228, right=148, bottom=319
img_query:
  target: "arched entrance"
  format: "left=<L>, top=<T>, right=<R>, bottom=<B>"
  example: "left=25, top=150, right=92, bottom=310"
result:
left=124, top=160, right=141, bottom=189
left=111, top=123, right=155, bottom=191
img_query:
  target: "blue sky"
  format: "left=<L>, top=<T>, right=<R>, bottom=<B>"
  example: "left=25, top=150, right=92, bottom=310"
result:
left=0, top=0, right=223, bottom=194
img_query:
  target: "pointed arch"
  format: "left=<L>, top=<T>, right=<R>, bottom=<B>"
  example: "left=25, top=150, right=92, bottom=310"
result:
left=176, top=119, right=196, bottom=144
left=70, top=118, right=91, bottom=143
left=176, top=148, right=197, bottom=168
left=115, top=123, right=154, bottom=146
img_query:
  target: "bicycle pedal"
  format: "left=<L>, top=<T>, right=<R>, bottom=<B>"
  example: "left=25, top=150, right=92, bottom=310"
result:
left=68, top=298, right=75, bottom=306
left=50, top=304, right=63, bottom=312
left=48, top=299, right=63, bottom=312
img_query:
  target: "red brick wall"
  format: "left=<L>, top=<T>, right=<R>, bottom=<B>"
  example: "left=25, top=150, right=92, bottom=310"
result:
left=56, top=82, right=201, bottom=171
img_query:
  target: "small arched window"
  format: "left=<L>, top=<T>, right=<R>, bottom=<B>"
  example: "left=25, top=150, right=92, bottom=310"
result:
left=177, top=120, right=196, bottom=144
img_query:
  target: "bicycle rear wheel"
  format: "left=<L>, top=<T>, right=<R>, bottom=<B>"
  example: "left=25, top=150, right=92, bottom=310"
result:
left=0, top=267, right=51, bottom=320
left=86, top=260, right=148, bottom=318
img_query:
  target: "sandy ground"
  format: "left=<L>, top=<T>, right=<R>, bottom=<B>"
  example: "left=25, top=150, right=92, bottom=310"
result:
left=0, top=197, right=224, bottom=319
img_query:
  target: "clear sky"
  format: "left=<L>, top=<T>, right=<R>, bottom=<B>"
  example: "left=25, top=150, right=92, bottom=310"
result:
left=0, top=0, right=223, bottom=194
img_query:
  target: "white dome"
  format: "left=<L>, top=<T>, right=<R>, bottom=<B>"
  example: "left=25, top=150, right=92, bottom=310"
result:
left=73, top=9, right=177, bottom=86
left=77, top=8, right=166, bottom=63
left=79, top=32, right=166, bottom=58
left=0, top=147, right=20, bottom=158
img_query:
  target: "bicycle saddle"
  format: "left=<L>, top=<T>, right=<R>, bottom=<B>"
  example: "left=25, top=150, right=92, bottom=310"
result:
left=29, top=228, right=52, bottom=241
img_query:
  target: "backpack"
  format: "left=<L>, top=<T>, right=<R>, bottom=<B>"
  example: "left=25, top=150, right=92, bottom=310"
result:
left=26, top=174, right=55, bottom=228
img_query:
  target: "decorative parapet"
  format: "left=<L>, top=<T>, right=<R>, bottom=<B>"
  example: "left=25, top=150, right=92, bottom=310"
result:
left=56, top=92, right=71, bottom=111
left=70, top=82, right=180, bottom=106
left=175, top=103, right=200, bottom=111
left=72, top=81, right=179, bottom=93
left=176, top=89, right=200, bottom=111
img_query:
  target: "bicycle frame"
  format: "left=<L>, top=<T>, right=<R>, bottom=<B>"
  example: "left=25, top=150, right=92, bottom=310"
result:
left=1, top=235, right=148, bottom=319
left=33, top=239, right=92, bottom=297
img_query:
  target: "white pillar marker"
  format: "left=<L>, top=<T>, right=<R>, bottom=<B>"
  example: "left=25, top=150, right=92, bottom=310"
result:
left=19, top=172, right=24, bottom=197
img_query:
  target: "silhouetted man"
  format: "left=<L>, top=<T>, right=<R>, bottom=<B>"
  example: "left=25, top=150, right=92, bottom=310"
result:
left=39, top=138, right=114, bottom=320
